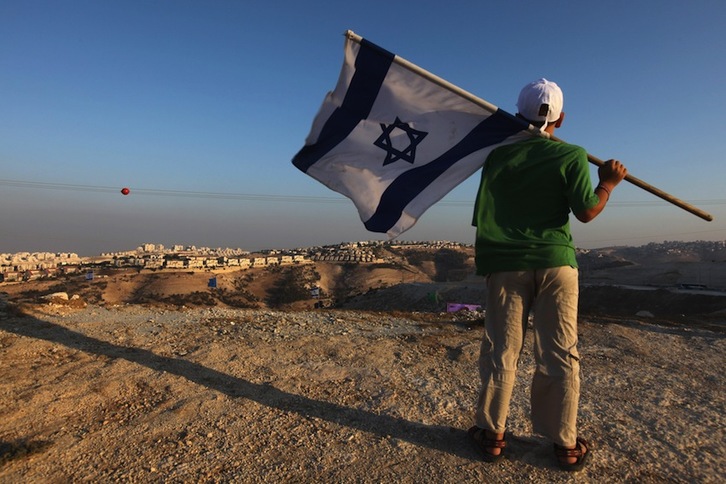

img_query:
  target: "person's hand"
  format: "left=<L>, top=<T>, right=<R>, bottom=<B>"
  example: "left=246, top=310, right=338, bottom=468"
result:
left=598, top=159, right=627, bottom=190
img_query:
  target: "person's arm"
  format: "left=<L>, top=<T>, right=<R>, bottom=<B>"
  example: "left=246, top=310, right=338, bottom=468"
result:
left=574, top=159, right=627, bottom=223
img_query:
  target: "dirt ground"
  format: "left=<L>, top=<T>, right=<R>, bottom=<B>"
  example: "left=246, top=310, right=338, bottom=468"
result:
left=1, top=290, right=724, bottom=482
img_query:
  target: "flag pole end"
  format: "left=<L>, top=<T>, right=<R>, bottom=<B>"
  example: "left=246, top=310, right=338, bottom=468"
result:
left=344, top=30, right=362, bottom=43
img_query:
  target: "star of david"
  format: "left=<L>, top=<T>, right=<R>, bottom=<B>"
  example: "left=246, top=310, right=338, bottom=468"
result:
left=373, top=117, right=428, bottom=166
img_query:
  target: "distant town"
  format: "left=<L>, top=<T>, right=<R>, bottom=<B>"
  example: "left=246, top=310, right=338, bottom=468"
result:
left=0, top=240, right=467, bottom=283
left=3, top=239, right=726, bottom=288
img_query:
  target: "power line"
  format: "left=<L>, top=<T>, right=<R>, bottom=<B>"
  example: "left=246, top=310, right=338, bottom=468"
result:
left=0, top=179, right=342, bottom=204
left=2, top=178, right=726, bottom=208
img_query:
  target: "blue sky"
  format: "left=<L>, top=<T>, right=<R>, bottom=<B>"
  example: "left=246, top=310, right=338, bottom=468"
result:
left=1, top=1, right=725, bottom=256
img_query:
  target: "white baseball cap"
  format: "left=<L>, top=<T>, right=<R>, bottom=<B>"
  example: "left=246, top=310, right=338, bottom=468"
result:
left=516, top=78, right=563, bottom=124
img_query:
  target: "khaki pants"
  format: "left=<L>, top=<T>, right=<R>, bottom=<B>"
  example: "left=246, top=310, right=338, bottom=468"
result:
left=475, top=266, right=580, bottom=447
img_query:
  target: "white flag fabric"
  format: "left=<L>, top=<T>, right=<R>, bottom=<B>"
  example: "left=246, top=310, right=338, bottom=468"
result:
left=292, top=35, right=531, bottom=237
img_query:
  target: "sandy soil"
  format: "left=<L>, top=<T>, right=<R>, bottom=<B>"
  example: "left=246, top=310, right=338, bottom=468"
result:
left=1, top=294, right=723, bottom=482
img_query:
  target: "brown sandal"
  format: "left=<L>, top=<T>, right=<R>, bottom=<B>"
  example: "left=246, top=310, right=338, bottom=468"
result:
left=467, top=426, right=506, bottom=462
left=554, top=437, right=590, bottom=472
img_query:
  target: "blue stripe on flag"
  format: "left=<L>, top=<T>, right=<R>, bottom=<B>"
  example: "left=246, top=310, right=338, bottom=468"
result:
left=364, top=109, right=527, bottom=233
left=292, top=40, right=394, bottom=173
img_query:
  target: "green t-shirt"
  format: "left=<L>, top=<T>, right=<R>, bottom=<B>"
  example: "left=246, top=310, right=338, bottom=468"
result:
left=473, top=137, right=599, bottom=275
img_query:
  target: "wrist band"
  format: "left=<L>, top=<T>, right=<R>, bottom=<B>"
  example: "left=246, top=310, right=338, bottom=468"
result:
left=596, top=185, right=611, bottom=198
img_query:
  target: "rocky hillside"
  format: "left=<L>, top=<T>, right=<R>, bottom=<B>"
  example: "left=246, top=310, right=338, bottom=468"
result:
left=2, top=243, right=725, bottom=332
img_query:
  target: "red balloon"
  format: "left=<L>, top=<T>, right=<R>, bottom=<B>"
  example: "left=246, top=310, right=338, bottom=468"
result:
left=121, top=187, right=130, bottom=195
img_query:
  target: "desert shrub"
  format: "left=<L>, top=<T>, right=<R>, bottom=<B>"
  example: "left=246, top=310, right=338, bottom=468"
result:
left=266, top=266, right=319, bottom=307
left=163, top=291, right=217, bottom=307
left=218, top=288, right=260, bottom=309
left=434, top=248, right=469, bottom=282
left=78, top=281, right=107, bottom=304
left=405, top=250, right=434, bottom=266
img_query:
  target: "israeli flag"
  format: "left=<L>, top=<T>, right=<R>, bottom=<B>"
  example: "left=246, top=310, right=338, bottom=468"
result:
left=293, top=34, right=530, bottom=237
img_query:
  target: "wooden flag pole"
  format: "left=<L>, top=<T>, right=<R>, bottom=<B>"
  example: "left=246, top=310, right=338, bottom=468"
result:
left=550, top=135, right=713, bottom=222
left=344, top=30, right=714, bottom=222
